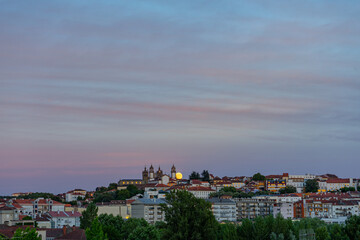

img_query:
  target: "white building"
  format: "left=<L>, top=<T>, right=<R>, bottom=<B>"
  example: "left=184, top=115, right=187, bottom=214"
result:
left=188, top=186, right=215, bottom=199
left=12, top=199, right=65, bottom=217
left=286, top=179, right=305, bottom=193
left=131, top=199, right=166, bottom=224
left=46, top=211, right=82, bottom=228
left=326, top=179, right=354, bottom=191
left=273, top=202, right=294, bottom=219
left=207, top=199, right=237, bottom=222
left=231, top=182, right=246, bottom=189
left=65, top=189, right=87, bottom=202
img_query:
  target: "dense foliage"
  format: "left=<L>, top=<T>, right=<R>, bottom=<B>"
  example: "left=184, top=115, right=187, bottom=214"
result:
left=80, top=202, right=98, bottom=229
left=93, top=185, right=143, bottom=203
left=189, top=170, right=210, bottom=181
left=279, top=186, right=297, bottom=194
left=305, top=179, right=320, bottom=193
left=19, top=192, right=62, bottom=202
left=252, top=173, right=266, bottom=181
left=210, top=187, right=270, bottom=198
left=161, top=190, right=219, bottom=240
left=83, top=209, right=360, bottom=240
left=11, top=227, right=41, bottom=240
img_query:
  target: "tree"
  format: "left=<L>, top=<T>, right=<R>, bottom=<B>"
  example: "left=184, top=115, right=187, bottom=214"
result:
left=12, top=227, right=41, bottom=240
left=21, top=192, right=62, bottom=202
left=315, top=226, right=330, bottom=240
left=189, top=171, right=201, bottom=180
left=128, top=225, right=161, bottom=240
left=329, top=224, right=348, bottom=240
left=80, top=202, right=98, bottom=229
left=121, top=218, right=148, bottom=239
left=238, top=218, right=254, bottom=240
left=98, top=214, right=124, bottom=240
left=217, top=223, right=238, bottom=240
left=85, top=218, right=107, bottom=240
left=107, top=182, right=118, bottom=190
left=161, top=190, right=218, bottom=240
left=252, top=173, right=266, bottom=181
left=344, top=215, right=360, bottom=240
left=201, top=170, right=210, bottom=181
left=305, top=179, right=319, bottom=193
left=279, top=186, right=297, bottom=194
left=221, top=187, right=237, bottom=193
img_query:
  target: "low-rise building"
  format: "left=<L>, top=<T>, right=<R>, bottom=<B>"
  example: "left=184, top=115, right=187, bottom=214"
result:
left=273, top=202, right=294, bottom=219
left=236, top=198, right=275, bottom=220
left=118, top=179, right=144, bottom=189
left=46, top=211, right=82, bottom=229
left=188, top=186, right=215, bottom=199
left=0, top=206, right=18, bottom=225
left=65, top=189, right=86, bottom=202
left=266, top=179, right=286, bottom=192
left=131, top=199, right=166, bottom=224
left=207, top=198, right=237, bottom=222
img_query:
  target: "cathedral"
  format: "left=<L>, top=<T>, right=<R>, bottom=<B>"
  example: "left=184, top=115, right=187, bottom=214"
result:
left=142, top=164, right=176, bottom=183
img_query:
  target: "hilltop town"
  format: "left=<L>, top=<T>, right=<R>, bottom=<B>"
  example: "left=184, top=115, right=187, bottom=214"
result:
left=1, top=165, right=360, bottom=239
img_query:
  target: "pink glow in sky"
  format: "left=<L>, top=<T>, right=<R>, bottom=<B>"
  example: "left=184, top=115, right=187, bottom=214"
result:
left=1, top=0, right=360, bottom=195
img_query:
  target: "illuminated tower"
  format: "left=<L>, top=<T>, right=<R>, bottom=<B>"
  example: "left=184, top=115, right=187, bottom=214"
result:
left=142, top=166, right=149, bottom=183
left=171, top=164, right=176, bottom=179
left=149, top=164, right=154, bottom=180
left=156, top=166, right=163, bottom=179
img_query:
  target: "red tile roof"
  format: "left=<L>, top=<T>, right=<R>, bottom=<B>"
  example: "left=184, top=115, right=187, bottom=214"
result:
left=188, top=186, right=215, bottom=192
left=47, top=211, right=82, bottom=218
left=326, top=178, right=350, bottom=183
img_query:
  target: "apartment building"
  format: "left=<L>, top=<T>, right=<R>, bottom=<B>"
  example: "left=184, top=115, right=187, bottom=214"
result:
left=131, top=199, right=166, bottom=224
left=235, top=198, right=275, bottom=220
left=207, top=198, right=237, bottom=222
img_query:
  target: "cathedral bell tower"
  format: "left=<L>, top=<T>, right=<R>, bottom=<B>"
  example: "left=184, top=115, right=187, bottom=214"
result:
left=149, top=164, right=155, bottom=180
left=171, top=164, right=176, bottom=179
left=142, top=166, right=149, bottom=183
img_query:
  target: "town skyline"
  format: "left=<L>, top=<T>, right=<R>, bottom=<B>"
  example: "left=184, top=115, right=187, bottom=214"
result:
left=1, top=1, right=360, bottom=196
left=2, top=166, right=358, bottom=196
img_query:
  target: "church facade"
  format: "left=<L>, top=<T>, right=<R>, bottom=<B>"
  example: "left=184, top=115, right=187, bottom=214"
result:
left=142, top=164, right=177, bottom=183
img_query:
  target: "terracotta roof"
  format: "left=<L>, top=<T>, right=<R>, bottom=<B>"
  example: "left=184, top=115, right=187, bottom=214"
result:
left=47, top=211, right=82, bottom=218
left=326, top=178, right=350, bottom=183
left=155, top=184, right=168, bottom=187
left=55, top=229, right=86, bottom=240
left=0, top=206, right=16, bottom=211
left=188, top=186, right=215, bottom=192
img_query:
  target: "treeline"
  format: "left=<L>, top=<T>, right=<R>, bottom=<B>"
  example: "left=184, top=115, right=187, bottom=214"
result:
left=18, top=192, right=62, bottom=202
left=210, top=186, right=271, bottom=198
left=81, top=190, right=360, bottom=240
left=93, top=185, right=143, bottom=203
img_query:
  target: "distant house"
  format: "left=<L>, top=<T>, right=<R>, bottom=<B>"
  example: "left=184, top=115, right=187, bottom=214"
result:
left=46, top=211, right=82, bottom=229
left=65, top=190, right=87, bottom=202
left=206, top=198, right=237, bottom=222
left=0, top=205, right=18, bottom=225
left=188, top=186, right=215, bottom=199
left=131, top=198, right=166, bottom=224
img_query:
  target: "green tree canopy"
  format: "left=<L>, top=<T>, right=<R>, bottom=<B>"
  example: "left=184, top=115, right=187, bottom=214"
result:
left=189, top=171, right=201, bottom=180
left=98, top=214, right=124, bottom=240
left=305, top=179, right=320, bottom=193
left=128, top=225, right=161, bottom=240
left=161, top=190, right=218, bottom=240
left=344, top=215, right=360, bottom=240
left=279, top=186, right=297, bottom=194
left=252, top=173, right=266, bottom=181
left=85, top=218, right=107, bottom=240
left=201, top=170, right=210, bottom=181
left=12, top=227, right=41, bottom=240
left=80, top=202, right=98, bottom=229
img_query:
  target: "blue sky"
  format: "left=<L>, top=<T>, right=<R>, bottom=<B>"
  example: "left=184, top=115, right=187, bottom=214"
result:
left=0, top=0, right=359, bottom=195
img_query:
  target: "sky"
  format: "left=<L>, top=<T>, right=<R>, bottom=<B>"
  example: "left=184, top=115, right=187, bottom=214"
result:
left=1, top=0, right=360, bottom=195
